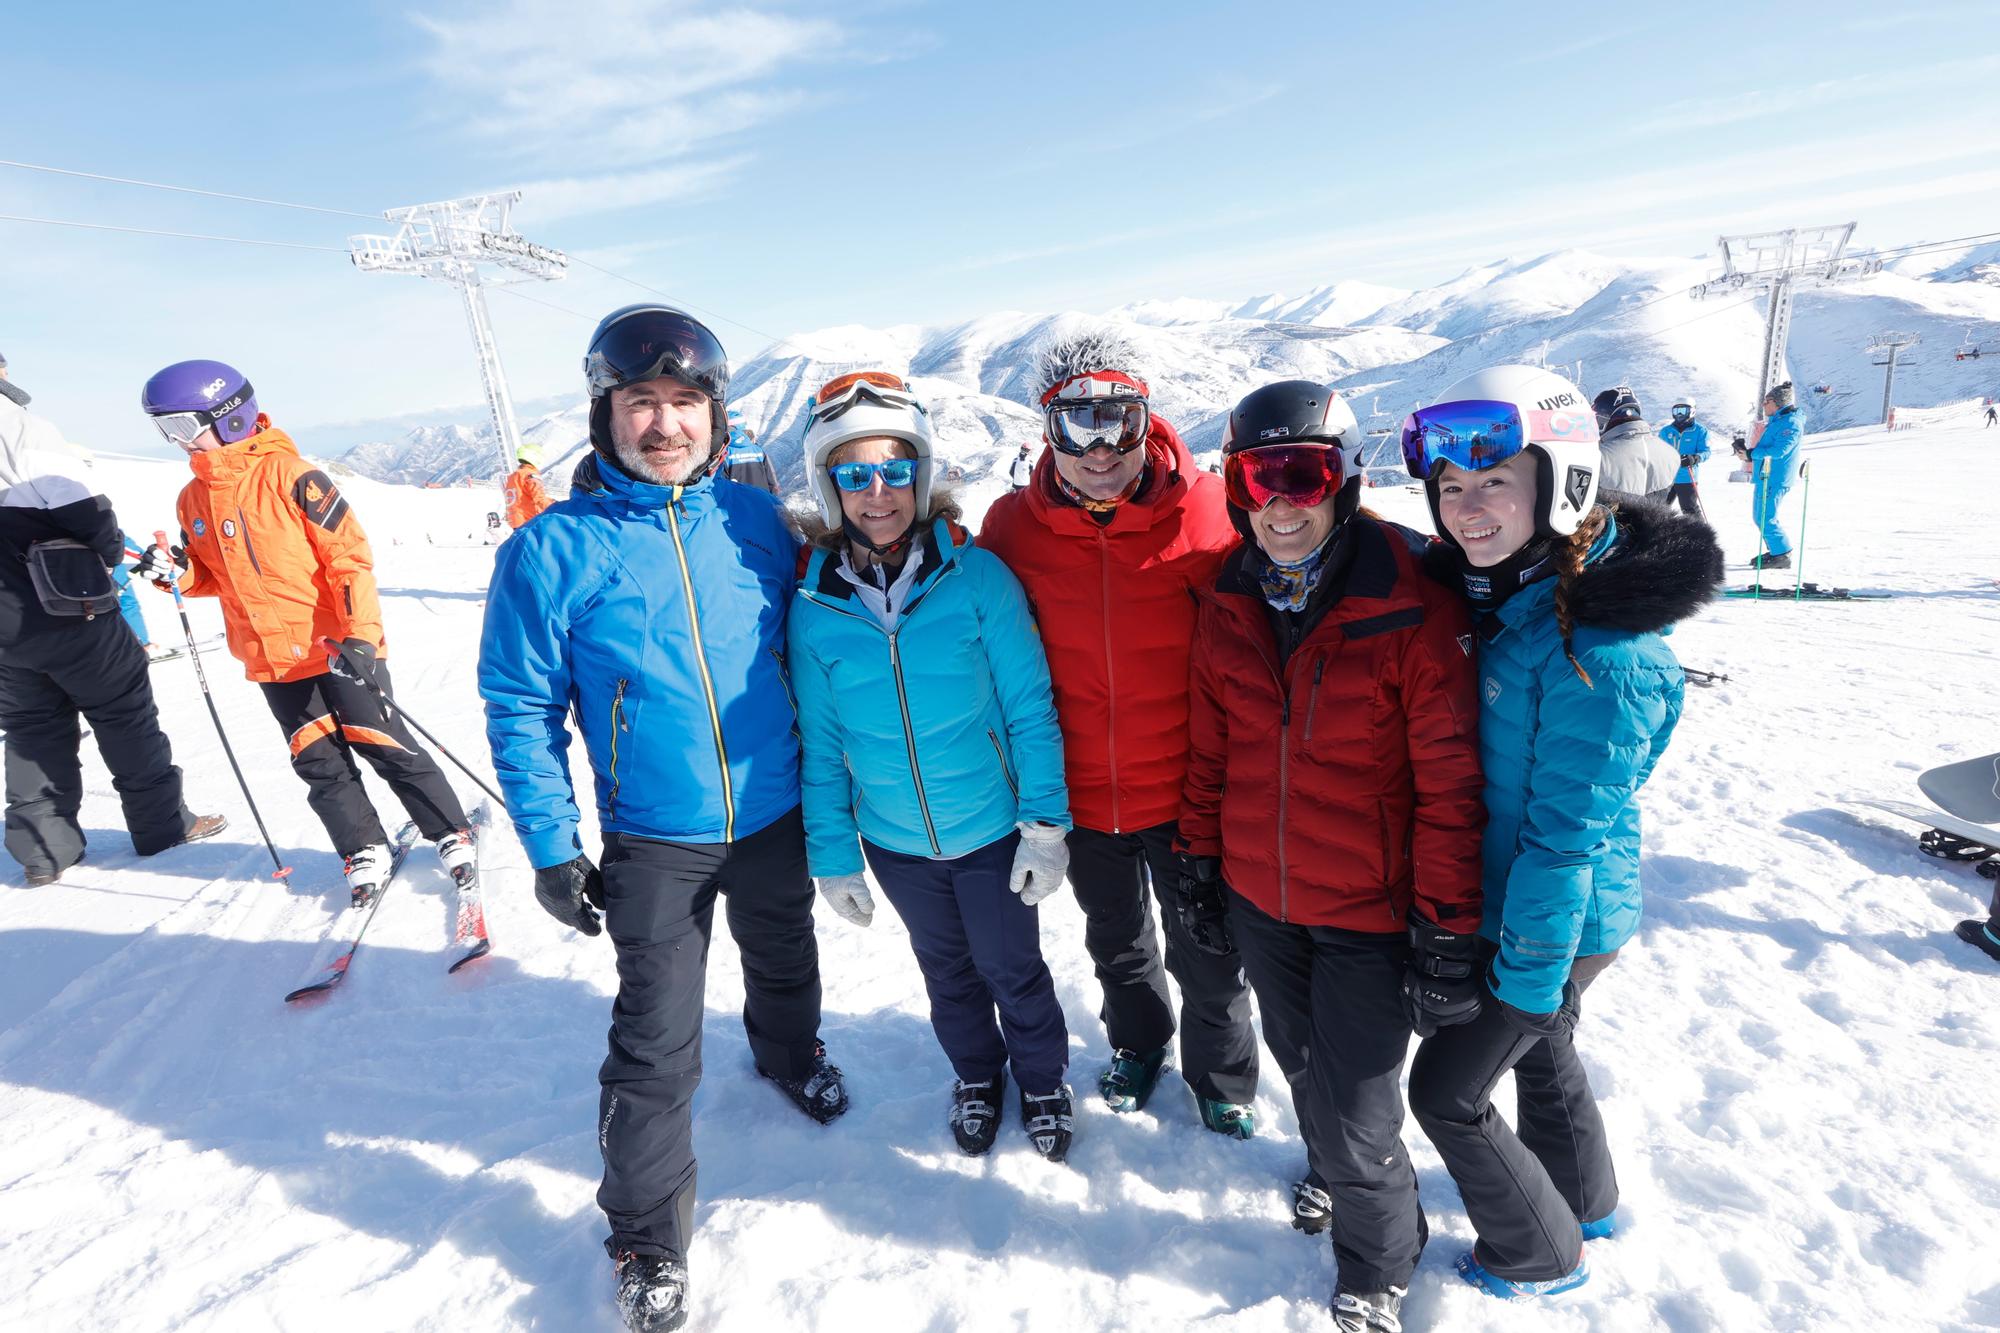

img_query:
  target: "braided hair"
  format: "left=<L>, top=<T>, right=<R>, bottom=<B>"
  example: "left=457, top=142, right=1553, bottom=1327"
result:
left=1552, top=503, right=1612, bottom=687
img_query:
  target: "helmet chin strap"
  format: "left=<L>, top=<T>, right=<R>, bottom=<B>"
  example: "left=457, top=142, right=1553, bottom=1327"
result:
left=842, top=513, right=918, bottom=563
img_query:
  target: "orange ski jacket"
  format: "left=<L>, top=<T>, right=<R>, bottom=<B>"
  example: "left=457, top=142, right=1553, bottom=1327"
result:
left=172, top=421, right=384, bottom=683
left=504, top=462, right=551, bottom=529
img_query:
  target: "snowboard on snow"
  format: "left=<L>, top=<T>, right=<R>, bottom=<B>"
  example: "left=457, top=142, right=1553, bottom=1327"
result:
left=1856, top=800, right=2000, bottom=881
left=1917, top=753, right=2000, bottom=827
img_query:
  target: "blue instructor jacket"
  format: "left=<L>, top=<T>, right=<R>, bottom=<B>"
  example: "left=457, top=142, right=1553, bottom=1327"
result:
left=479, top=454, right=802, bottom=868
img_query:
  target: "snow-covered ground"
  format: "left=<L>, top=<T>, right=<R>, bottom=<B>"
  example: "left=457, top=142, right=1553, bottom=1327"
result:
left=3, top=423, right=1998, bottom=1332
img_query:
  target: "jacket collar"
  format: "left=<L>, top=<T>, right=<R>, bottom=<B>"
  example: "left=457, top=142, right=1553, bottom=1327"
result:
left=190, top=422, right=298, bottom=484
left=806, top=515, right=968, bottom=603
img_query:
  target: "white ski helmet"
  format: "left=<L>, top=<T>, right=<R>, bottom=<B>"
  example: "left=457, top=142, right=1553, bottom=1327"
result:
left=1410, top=364, right=1601, bottom=544
left=802, top=372, right=935, bottom=525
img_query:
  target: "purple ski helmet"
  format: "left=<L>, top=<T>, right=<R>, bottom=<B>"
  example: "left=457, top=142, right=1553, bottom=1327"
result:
left=141, top=359, right=260, bottom=447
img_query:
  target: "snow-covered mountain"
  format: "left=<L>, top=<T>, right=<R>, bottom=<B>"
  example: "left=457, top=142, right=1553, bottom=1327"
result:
left=339, top=248, right=2000, bottom=493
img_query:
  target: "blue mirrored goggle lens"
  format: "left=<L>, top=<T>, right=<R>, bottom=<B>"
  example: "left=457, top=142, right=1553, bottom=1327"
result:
left=828, top=458, right=919, bottom=492
left=1400, top=400, right=1528, bottom=478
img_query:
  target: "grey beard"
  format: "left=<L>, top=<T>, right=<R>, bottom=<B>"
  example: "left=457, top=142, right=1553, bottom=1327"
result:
left=614, top=432, right=709, bottom=485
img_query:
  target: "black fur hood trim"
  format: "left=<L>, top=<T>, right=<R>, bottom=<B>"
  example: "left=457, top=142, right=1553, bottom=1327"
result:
left=1564, top=499, right=1725, bottom=634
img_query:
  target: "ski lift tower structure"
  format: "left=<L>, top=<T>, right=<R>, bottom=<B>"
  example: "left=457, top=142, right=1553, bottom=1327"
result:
left=349, top=193, right=568, bottom=480
left=1690, top=223, right=1880, bottom=423
left=1865, top=331, right=1920, bottom=426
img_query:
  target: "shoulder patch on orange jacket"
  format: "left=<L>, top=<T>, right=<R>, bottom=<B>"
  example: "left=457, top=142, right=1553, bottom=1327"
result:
left=291, top=469, right=350, bottom=533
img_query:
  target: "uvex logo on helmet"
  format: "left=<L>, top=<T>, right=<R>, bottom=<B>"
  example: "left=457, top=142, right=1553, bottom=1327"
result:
left=1536, top=392, right=1578, bottom=411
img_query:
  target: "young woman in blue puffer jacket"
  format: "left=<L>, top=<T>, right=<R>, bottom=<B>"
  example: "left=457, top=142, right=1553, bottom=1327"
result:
left=1396, top=366, right=1723, bottom=1306
left=785, top=372, right=1077, bottom=1163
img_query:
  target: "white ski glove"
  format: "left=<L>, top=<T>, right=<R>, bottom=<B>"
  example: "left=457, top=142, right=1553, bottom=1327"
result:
left=817, top=872, right=875, bottom=928
left=1008, top=822, right=1069, bottom=907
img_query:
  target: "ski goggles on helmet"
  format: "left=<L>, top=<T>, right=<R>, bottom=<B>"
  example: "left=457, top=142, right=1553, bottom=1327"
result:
left=827, top=457, right=920, bottom=492
left=1046, top=399, right=1149, bottom=455
left=1223, top=443, right=1345, bottom=512
left=1671, top=404, right=1692, bottom=418
left=1041, top=369, right=1151, bottom=455
left=146, top=378, right=256, bottom=448
left=808, top=371, right=927, bottom=425
left=584, top=307, right=729, bottom=402
left=1399, top=399, right=1597, bottom=479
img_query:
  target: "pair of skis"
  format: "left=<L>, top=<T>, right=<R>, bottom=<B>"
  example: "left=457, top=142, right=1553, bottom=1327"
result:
left=284, top=801, right=492, bottom=1003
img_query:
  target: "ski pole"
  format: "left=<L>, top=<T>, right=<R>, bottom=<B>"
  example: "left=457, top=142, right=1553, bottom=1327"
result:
left=322, top=638, right=505, bottom=806
left=151, top=531, right=292, bottom=879
left=1793, top=460, right=1812, bottom=603
left=1753, top=456, right=1771, bottom=601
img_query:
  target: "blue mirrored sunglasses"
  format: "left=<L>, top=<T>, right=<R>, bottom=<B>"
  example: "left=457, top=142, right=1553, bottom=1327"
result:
left=828, top=458, right=919, bottom=492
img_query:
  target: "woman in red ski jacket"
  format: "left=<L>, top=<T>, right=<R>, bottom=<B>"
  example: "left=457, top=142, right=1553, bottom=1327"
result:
left=1178, top=381, right=1484, bottom=1332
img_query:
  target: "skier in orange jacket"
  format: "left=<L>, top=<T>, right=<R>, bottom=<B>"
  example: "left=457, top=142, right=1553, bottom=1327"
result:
left=133, top=360, right=473, bottom=902
left=504, top=445, right=552, bottom=529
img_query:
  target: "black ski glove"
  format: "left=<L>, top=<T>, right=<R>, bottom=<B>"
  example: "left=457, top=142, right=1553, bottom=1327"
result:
left=535, top=855, right=606, bottom=936
left=1174, top=853, right=1234, bottom=957
left=326, top=637, right=380, bottom=686
left=1401, top=913, right=1485, bottom=1038
left=132, top=543, right=187, bottom=590
left=1495, top=979, right=1581, bottom=1041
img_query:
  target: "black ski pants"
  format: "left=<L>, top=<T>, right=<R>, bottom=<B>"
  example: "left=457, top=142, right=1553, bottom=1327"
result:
left=1670, top=480, right=1704, bottom=520
left=1228, top=889, right=1425, bottom=1292
left=1066, top=821, right=1259, bottom=1103
left=1407, top=951, right=1619, bottom=1282
left=259, top=665, right=466, bottom=855
left=596, top=806, right=825, bottom=1261
left=865, top=830, right=1068, bottom=1095
left=0, top=618, right=193, bottom=876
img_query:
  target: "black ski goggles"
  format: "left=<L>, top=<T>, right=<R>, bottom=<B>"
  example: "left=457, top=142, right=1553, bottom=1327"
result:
left=584, top=307, right=729, bottom=402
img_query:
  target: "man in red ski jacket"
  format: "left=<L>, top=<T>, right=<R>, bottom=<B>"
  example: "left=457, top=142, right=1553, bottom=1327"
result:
left=979, top=330, right=1259, bottom=1135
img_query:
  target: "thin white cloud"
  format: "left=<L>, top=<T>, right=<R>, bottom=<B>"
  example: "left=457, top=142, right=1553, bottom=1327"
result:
left=1636, top=52, right=2000, bottom=133
left=413, top=1, right=839, bottom=165
left=510, top=157, right=746, bottom=224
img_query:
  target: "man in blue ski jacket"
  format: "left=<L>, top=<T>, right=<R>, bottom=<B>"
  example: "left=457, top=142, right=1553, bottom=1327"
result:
left=1747, top=381, right=1804, bottom=569
left=478, top=304, right=846, bottom=1333
left=1656, top=398, right=1710, bottom=520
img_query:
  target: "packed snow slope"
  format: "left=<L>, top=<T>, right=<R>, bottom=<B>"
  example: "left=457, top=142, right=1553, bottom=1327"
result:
left=3, top=422, right=1999, bottom=1332
left=340, top=244, right=2000, bottom=498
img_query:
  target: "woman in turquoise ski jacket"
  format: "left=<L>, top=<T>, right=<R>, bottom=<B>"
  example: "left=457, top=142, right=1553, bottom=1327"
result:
left=785, top=371, right=1078, bottom=1162
left=1398, top=366, right=1723, bottom=1306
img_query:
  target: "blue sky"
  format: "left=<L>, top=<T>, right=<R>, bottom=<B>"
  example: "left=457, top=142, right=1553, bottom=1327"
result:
left=7, top=0, right=1998, bottom=452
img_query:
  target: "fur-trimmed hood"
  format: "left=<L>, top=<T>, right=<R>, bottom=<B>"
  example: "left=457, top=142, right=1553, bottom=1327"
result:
left=1563, top=500, right=1724, bottom=633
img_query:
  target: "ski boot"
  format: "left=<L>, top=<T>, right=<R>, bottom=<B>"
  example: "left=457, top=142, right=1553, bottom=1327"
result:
left=1021, top=1084, right=1074, bottom=1163
left=757, top=1040, right=849, bottom=1124
left=949, top=1073, right=1005, bottom=1156
left=1955, top=918, right=2000, bottom=962
left=1455, top=1250, right=1589, bottom=1301
left=1097, top=1046, right=1166, bottom=1113
left=1197, top=1097, right=1254, bottom=1139
left=1291, top=1172, right=1333, bottom=1235
left=1331, top=1285, right=1405, bottom=1332
left=613, top=1250, right=689, bottom=1332
left=343, top=842, right=394, bottom=908
left=435, top=827, right=477, bottom=884
left=1579, top=1211, right=1617, bottom=1242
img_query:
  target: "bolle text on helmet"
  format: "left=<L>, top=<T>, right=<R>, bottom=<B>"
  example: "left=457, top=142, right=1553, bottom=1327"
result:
left=1535, top=391, right=1579, bottom=411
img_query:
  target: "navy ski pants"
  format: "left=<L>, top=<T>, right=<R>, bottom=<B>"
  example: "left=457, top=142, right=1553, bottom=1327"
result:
left=596, top=806, right=825, bottom=1261
left=865, top=831, right=1068, bottom=1095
